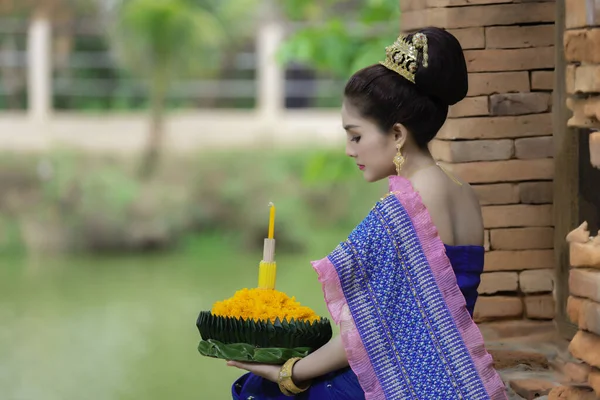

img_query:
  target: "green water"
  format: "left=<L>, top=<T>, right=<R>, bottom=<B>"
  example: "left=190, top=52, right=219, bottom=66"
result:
left=0, top=234, right=342, bottom=400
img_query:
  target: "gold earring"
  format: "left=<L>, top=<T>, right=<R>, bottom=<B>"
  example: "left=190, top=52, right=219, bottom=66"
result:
left=394, top=144, right=405, bottom=176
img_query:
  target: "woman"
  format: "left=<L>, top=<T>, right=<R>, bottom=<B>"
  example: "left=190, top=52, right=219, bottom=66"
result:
left=228, top=27, right=508, bottom=400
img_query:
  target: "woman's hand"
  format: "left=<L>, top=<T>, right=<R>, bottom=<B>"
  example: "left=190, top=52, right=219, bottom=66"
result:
left=226, top=335, right=349, bottom=385
left=226, top=361, right=280, bottom=383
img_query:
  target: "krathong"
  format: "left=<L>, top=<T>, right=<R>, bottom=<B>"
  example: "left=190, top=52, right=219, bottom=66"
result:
left=196, top=203, right=332, bottom=364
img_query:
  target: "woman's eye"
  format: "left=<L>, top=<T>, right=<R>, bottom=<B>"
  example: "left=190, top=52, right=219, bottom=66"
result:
left=351, top=136, right=361, bottom=143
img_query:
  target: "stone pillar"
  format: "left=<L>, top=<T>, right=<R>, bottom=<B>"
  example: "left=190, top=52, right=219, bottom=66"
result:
left=563, top=223, right=600, bottom=397
left=400, top=0, right=557, bottom=323
left=564, top=0, right=600, bottom=155
left=27, top=8, right=52, bottom=121
left=256, top=18, right=285, bottom=129
left=554, top=1, right=600, bottom=397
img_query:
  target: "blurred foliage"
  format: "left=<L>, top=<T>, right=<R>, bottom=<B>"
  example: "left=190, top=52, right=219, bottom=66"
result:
left=107, top=0, right=259, bottom=89
left=277, top=0, right=400, bottom=79
left=0, top=149, right=385, bottom=255
left=0, top=0, right=259, bottom=112
left=275, top=0, right=401, bottom=188
left=105, top=0, right=260, bottom=177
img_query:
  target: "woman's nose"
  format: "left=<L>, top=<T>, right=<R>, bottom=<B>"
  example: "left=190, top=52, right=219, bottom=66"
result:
left=346, top=144, right=357, bottom=158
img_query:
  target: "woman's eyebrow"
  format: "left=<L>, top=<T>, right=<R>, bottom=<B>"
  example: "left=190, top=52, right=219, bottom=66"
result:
left=343, top=124, right=360, bottom=130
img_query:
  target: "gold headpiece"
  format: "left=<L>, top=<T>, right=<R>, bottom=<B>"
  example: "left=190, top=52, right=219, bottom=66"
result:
left=379, top=32, right=429, bottom=83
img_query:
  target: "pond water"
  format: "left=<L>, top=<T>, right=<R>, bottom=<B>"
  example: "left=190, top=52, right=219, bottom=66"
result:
left=0, top=234, right=339, bottom=400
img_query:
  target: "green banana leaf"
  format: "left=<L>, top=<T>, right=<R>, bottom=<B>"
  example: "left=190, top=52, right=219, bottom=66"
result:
left=196, top=311, right=332, bottom=350
left=198, top=339, right=312, bottom=364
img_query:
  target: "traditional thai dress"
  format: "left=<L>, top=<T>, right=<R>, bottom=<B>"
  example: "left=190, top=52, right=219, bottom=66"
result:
left=232, top=176, right=507, bottom=400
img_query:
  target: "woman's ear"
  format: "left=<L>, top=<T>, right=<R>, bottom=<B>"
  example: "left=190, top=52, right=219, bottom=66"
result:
left=392, top=123, right=409, bottom=148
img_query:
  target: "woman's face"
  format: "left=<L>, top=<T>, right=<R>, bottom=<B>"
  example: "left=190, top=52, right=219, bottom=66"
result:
left=341, top=99, right=398, bottom=182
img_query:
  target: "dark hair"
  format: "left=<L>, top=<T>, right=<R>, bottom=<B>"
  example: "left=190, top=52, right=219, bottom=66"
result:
left=344, top=27, right=468, bottom=148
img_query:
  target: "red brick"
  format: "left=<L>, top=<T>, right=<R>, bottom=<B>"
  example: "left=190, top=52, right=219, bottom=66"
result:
left=589, top=370, right=600, bottom=398
left=565, top=29, right=600, bottom=64
left=473, top=296, right=523, bottom=322
left=438, top=114, right=553, bottom=140
left=524, top=295, right=555, bottom=320
left=486, top=25, right=555, bottom=49
left=448, top=96, right=489, bottom=118
left=482, top=205, right=553, bottom=228
left=447, top=27, right=485, bottom=50
left=568, top=222, right=595, bottom=244
left=519, top=182, right=554, bottom=204
left=403, top=0, right=552, bottom=9
left=478, top=272, right=519, bottom=294
left=579, top=298, right=600, bottom=336
left=520, top=269, right=554, bottom=293
left=509, top=379, right=557, bottom=399
left=515, top=136, right=554, bottom=159
left=400, top=0, right=424, bottom=11
left=566, top=0, right=600, bottom=29
left=531, top=71, right=555, bottom=91
left=569, top=330, right=600, bottom=369
left=570, top=269, right=600, bottom=303
left=548, top=386, right=598, bottom=400
left=567, top=65, right=577, bottom=94
left=563, top=361, right=592, bottom=384
left=468, top=72, right=530, bottom=97
left=567, top=296, right=584, bottom=325
left=464, top=47, right=554, bottom=73
left=572, top=65, right=600, bottom=93
left=490, top=93, right=552, bottom=116
left=591, top=132, right=600, bottom=169
left=431, top=139, right=513, bottom=163
left=490, top=227, right=554, bottom=250
left=474, top=184, right=520, bottom=206
left=491, top=349, right=549, bottom=370
left=566, top=97, right=600, bottom=129
left=442, top=159, right=554, bottom=184
left=427, top=0, right=513, bottom=6
left=570, top=242, right=600, bottom=269
left=485, top=250, right=554, bottom=271
left=401, top=2, right=555, bottom=30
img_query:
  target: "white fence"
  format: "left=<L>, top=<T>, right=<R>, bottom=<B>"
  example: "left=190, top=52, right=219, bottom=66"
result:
left=0, top=15, right=344, bottom=152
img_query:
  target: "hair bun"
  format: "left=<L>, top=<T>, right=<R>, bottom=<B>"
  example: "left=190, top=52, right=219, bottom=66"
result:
left=412, top=27, right=468, bottom=106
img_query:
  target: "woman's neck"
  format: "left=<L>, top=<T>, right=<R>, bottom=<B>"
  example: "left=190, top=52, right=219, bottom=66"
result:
left=398, top=150, right=437, bottom=180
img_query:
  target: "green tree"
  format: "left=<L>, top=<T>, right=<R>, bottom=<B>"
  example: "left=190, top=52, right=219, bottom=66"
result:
left=276, top=0, right=400, bottom=186
left=108, top=0, right=258, bottom=179
left=277, top=0, right=400, bottom=79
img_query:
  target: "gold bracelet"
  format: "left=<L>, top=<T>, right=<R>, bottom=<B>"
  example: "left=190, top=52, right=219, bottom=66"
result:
left=277, top=357, right=311, bottom=397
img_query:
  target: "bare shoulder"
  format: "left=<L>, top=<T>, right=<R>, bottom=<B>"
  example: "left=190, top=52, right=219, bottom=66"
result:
left=410, top=172, right=454, bottom=243
left=410, top=172, right=450, bottom=209
left=410, top=169, right=483, bottom=246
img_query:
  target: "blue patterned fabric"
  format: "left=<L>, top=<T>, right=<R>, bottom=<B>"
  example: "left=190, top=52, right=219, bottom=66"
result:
left=326, top=195, right=488, bottom=399
left=232, top=367, right=364, bottom=400
left=231, top=194, right=488, bottom=400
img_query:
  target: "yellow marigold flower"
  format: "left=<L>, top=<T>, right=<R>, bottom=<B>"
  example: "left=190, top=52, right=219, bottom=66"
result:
left=211, top=288, right=320, bottom=324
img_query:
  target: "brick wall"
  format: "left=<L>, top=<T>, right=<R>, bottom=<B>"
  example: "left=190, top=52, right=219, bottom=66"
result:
left=399, top=0, right=556, bottom=322
left=565, top=0, right=600, bottom=153
left=560, top=0, right=600, bottom=397
left=565, top=224, right=600, bottom=397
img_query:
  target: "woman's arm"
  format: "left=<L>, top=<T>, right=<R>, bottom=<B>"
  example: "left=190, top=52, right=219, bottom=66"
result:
left=226, top=335, right=349, bottom=384
left=292, top=335, right=349, bottom=383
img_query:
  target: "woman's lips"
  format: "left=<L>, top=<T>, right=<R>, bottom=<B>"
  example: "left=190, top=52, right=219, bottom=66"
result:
left=358, top=164, right=365, bottom=170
